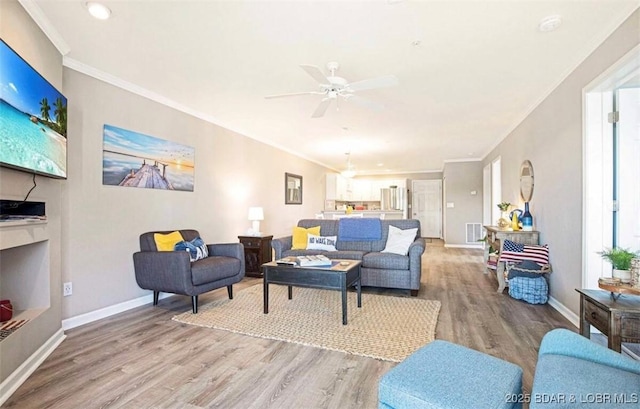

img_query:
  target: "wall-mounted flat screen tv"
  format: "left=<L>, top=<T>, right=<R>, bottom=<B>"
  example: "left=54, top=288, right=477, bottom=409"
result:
left=0, top=39, right=67, bottom=179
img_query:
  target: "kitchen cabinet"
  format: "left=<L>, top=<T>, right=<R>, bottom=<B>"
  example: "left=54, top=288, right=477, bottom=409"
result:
left=326, top=174, right=337, bottom=200
left=326, top=173, right=407, bottom=203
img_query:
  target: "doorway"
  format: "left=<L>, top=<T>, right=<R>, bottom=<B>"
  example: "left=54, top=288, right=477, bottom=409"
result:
left=411, top=179, right=442, bottom=238
left=584, top=45, right=640, bottom=289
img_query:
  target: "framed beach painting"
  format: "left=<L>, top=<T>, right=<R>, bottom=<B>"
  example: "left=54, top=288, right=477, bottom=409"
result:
left=102, top=124, right=195, bottom=191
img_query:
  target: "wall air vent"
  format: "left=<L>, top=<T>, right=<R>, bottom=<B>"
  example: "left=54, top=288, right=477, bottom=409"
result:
left=465, top=223, right=483, bottom=244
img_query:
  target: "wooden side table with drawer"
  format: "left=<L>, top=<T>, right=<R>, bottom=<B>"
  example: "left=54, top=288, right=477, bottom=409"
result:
left=238, top=235, right=273, bottom=278
left=576, top=288, right=640, bottom=352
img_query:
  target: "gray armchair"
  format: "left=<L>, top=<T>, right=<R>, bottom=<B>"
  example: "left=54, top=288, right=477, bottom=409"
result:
left=133, top=229, right=245, bottom=313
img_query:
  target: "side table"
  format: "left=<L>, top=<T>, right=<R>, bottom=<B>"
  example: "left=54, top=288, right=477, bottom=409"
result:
left=576, top=288, right=640, bottom=352
left=238, top=235, right=273, bottom=278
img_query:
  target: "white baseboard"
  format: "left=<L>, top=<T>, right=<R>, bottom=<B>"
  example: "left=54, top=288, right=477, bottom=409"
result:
left=0, top=328, right=66, bottom=406
left=62, top=292, right=172, bottom=330
left=547, top=295, right=580, bottom=328
left=444, top=243, right=484, bottom=249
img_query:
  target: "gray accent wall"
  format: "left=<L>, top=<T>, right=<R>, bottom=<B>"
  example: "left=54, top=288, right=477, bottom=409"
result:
left=0, top=0, right=63, bottom=387
left=442, top=161, right=483, bottom=245
left=61, top=68, right=330, bottom=319
left=482, top=9, right=640, bottom=315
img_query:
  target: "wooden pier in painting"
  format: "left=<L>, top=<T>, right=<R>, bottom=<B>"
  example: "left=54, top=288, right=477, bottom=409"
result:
left=119, top=161, right=174, bottom=190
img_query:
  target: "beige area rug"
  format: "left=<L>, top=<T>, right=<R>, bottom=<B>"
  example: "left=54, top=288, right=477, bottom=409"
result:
left=173, top=285, right=441, bottom=362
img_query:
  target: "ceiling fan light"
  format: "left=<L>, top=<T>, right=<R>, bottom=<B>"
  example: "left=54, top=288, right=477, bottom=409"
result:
left=341, top=169, right=356, bottom=178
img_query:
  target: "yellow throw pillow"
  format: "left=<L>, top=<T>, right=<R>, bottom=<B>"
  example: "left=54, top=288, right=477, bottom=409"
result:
left=292, top=226, right=321, bottom=250
left=154, top=231, right=184, bottom=251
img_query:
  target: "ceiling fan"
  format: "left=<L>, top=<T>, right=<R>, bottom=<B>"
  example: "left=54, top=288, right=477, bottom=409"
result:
left=265, top=62, right=398, bottom=118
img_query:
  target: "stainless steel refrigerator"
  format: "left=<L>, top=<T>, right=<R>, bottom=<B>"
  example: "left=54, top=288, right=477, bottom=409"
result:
left=380, top=186, right=408, bottom=218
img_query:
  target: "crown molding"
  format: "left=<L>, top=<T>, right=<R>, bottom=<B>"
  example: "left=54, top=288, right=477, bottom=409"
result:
left=62, top=57, right=332, bottom=170
left=480, top=4, right=640, bottom=162
left=18, top=0, right=70, bottom=55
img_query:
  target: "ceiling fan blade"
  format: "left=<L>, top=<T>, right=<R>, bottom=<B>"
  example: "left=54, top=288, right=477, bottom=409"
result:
left=347, top=75, right=399, bottom=91
left=348, top=94, right=385, bottom=111
left=311, top=98, right=332, bottom=118
left=300, top=65, right=331, bottom=84
left=265, top=91, right=322, bottom=99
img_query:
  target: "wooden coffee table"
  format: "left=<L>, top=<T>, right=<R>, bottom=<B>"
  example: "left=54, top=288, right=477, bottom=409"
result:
left=261, top=259, right=362, bottom=325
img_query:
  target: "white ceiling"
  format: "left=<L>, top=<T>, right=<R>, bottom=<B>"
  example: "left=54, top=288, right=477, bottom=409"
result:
left=25, top=0, right=639, bottom=175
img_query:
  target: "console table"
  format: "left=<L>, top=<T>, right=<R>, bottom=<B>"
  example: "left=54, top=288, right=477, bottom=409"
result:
left=576, top=288, right=640, bottom=352
left=483, top=226, right=539, bottom=293
left=238, top=235, right=273, bottom=277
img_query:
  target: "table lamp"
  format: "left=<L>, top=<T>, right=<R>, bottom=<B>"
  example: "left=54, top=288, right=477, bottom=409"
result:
left=248, top=207, right=264, bottom=236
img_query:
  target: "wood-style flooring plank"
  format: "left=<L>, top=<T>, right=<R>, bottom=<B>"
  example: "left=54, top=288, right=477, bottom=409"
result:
left=4, top=244, right=575, bottom=409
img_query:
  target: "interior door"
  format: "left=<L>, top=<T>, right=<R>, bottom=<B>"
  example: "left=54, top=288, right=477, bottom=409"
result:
left=412, top=179, right=442, bottom=238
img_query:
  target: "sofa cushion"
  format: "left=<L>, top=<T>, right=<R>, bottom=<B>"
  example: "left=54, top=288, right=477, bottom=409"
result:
left=363, top=252, right=409, bottom=270
left=531, top=354, right=640, bottom=409
left=382, top=225, right=418, bottom=255
left=292, top=226, right=321, bottom=249
left=298, top=219, right=339, bottom=236
left=191, top=256, right=240, bottom=286
left=282, top=249, right=365, bottom=260
left=336, top=240, right=374, bottom=253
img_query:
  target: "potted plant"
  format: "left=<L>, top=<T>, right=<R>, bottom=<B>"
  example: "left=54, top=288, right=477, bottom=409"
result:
left=598, top=247, right=639, bottom=283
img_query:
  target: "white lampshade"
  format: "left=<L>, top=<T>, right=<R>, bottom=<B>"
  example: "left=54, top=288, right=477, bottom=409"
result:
left=248, top=207, right=264, bottom=221
left=248, top=207, right=264, bottom=236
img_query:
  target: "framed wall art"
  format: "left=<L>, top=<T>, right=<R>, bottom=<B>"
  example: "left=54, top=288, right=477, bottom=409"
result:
left=102, top=124, right=195, bottom=191
left=285, top=172, right=302, bottom=204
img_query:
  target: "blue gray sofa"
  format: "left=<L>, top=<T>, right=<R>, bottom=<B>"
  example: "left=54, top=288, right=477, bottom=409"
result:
left=378, top=328, right=640, bottom=408
left=271, top=219, right=425, bottom=296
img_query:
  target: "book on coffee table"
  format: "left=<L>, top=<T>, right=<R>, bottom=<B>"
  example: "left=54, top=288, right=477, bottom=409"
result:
left=275, top=255, right=332, bottom=267
left=296, top=255, right=332, bottom=267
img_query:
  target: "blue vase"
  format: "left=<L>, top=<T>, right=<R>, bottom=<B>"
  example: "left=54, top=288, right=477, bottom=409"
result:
left=522, top=202, right=533, bottom=231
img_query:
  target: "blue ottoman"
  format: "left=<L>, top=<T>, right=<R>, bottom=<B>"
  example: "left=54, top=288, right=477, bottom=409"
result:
left=378, top=340, right=523, bottom=409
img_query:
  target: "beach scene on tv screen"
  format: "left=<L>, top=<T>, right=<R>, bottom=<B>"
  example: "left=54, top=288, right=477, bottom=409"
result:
left=0, top=40, right=67, bottom=178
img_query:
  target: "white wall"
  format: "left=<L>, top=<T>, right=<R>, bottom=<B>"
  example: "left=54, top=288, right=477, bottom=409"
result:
left=61, top=68, right=330, bottom=319
left=482, top=9, right=640, bottom=314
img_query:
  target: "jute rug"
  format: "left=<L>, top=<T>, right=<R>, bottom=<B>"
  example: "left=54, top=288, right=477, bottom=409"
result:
left=172, top=285, right=440, bottom=362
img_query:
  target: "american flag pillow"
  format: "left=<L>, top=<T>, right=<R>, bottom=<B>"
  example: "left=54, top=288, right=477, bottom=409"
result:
left=499, top=239, right=549, bottom=266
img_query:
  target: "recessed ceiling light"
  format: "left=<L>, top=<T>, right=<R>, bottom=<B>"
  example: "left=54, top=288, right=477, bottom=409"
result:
left=538, top=15, right=562, bottom=32
left=377, top=163, right=384, bottom=167
left=86, top=2, right=111, bottom=20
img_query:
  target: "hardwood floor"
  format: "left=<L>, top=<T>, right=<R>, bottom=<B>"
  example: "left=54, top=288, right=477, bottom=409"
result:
left=4, top=245, right=575, bottom=408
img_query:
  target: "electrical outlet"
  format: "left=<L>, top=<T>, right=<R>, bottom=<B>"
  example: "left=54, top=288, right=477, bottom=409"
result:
left=63, top=282, right=72, bottom=297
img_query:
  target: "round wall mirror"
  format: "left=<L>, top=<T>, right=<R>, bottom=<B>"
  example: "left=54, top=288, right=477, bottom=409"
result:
left=520, top=160, right=534, bottom=202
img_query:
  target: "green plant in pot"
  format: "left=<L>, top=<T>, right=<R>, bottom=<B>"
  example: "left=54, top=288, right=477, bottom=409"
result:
left=598, top=247, right=639, bottom=284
